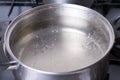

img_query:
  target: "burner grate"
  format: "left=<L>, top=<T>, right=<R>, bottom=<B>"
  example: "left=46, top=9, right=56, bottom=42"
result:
left=104, top=74, right=109, bottom=80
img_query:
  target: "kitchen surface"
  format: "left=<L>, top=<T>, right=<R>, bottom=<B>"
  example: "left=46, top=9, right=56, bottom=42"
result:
left=0, top=0, right=120, bottom=80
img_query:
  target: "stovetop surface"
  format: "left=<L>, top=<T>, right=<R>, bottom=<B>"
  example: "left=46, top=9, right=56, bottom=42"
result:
left=0, top=0, right=120, bottom=80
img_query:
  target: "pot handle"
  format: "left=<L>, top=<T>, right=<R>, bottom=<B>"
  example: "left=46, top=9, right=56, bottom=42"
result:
left=0, top=43, right=19, bottom=71
left=0, top=61, right=18, bottom=70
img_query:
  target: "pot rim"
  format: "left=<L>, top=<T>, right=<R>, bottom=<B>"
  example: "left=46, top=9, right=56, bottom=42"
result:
left=4, top=3, right=115, bottom=75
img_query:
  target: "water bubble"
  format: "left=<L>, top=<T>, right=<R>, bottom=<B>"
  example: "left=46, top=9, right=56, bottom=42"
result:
left=52, top=30, right=55, bottom=33
left=51, top=43, right=55, bottom=47
left=55, top=30, right=58, bottom=33
left=32, top=62, right=37, bottom=67
left=87, top=33, right=91, bottom=38
left=41, top=49, right=44, bottom=53
left=35, top=44, right=39, bottom=49
left=52, top=29, right=58, bottom=33
left=41, top=39, right=44, bottom=42
left=45, top=45, right=49, bottom=48
left=36, top=35, right=39, bottom=38
left=44, top=45, right=51, bottom=50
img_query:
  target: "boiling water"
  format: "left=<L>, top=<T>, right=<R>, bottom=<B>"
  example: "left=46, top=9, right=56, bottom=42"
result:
left=15, top=27, right=105, bottom=72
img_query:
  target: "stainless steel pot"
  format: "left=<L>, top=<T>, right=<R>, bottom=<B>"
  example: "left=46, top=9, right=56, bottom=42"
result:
left=3, top=4, right=114, bottom=80
left=43, top=0, right=94, bottom=7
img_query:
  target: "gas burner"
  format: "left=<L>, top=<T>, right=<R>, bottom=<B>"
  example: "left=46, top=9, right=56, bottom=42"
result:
left=110, top=42, right=120, bottom=58
left=106, top=8, right=120, bottom=58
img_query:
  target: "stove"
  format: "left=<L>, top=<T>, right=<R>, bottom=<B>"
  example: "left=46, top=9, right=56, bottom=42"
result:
left=0, top=0, right=120, bottom=80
